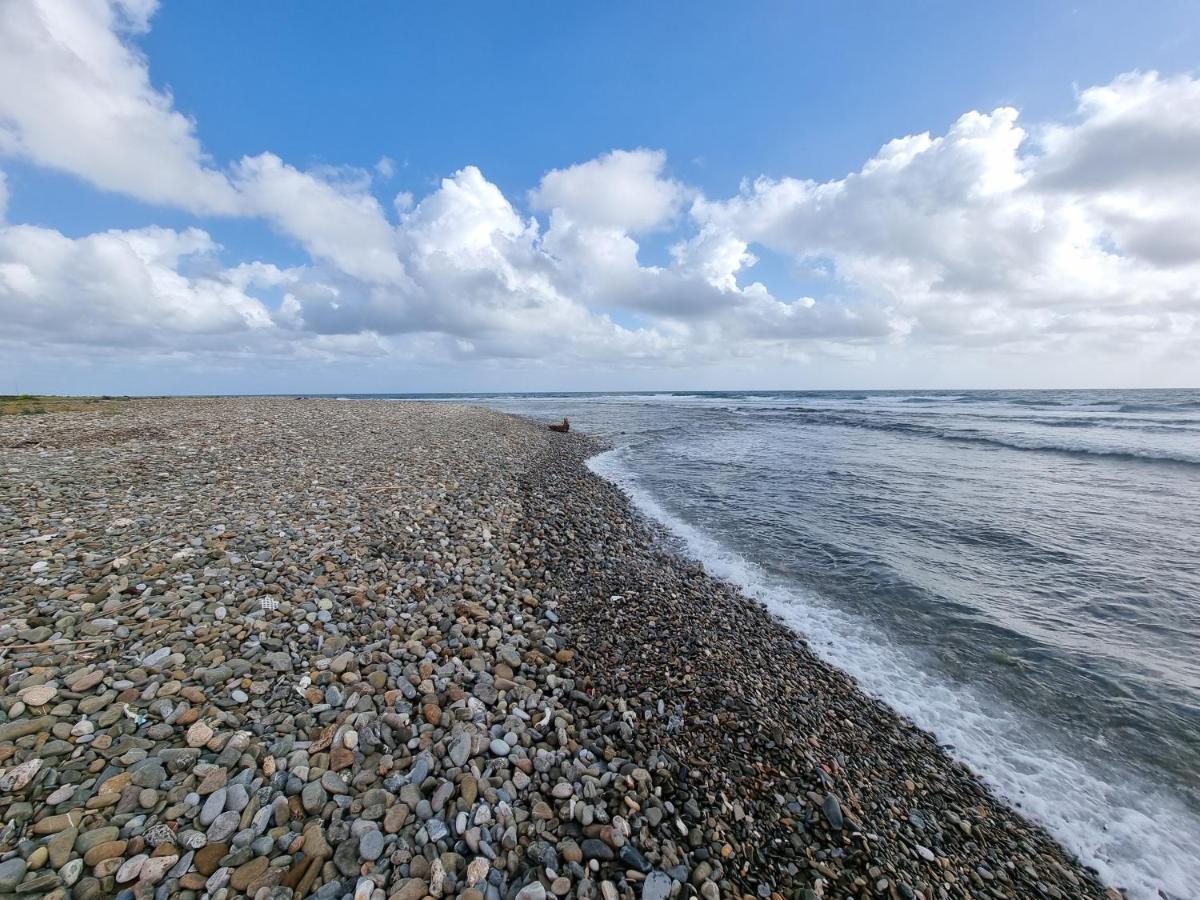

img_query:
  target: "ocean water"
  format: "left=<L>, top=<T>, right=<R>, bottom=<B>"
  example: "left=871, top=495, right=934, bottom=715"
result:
left=358, top=389, right=1200, bottom=898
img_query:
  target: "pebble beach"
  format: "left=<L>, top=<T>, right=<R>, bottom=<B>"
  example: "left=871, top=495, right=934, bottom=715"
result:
left=0, top=399, right=1118, bottom=900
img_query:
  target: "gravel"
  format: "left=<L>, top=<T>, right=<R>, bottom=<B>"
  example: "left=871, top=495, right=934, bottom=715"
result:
left=0, top=398, right=1118, bottom=899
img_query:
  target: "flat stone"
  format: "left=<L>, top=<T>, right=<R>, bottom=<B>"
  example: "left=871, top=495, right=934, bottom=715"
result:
left=822, top=794, right=844, bottom=830
left=82, top=840, right=127, bottom=867
left=116, top=853, right=148, bottom=883
left=131, top=763, right=166, bottom=788
left=15, top=872, right=60, bottom=894
left=320, top=770, right=348, bottom=795
left=69, top=671, right=105, bottom=692
left=48, top=826, right=77, bottom=868
left=75, top=826, right=120, bottom=855
left=466, top=857, right=490, bottom=886
left=60, top=859, right=84, bottom=888
left=44, top=784, right=75, bottom=805
left=581, top=839, right=614, bottom=861
left=642, top=871, right=672, bottom=900
left=195, top=841, right=229, bottom=876
left=384, top=803, right=409, bottom=833
left=301, top=781, right=327, bottom=812
left=448, top=732, right=472, bottom=767
left=391, top=879, right=428, bottom=900
left=200, top=787, right=227, bottom=825
left=302, top=823, right=331, bottom=858
left=32, top=810, right=82, bottom=835
left=359, top=829, right=385, bottom=861
left=138, top=855, right=177, bottom=886
left=0, top=758, right=42, bottom=792
left=186, top=721, right=214, bottom=748
left=333, top=835, right=360, bottom=877
left=207, top=809, right=241, bottom=842
left=144, top=823, right=176, bottom=848
left=226, top=783, right=250, bottom=812
left=19, top=684, right=56, bottom=706
left=230, top=856, right=270, bottom=891
left=0, top=859, right=28, bottom=893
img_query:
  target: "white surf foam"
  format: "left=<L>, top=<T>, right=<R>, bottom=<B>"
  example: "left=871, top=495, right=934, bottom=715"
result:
left=587, top=447, right=1200, bottom=900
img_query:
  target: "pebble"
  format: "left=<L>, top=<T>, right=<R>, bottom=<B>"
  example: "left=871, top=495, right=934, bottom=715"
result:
left=185, top=721, right=214, bottom=748
left=19, top=684, right=56, bottom=706
left=0, top=859, right=27, bottom=892
left=116, top=854, right=147, bottom=883
left=301, top=781, right=328, bottom=813
left=0, top=400, right=1116, bottom=900
left=0, top=757, right=42, bottom=792
left=581, top=838, right=615, bottom=861
left=207, top=810, right=241, bottom=842
left=822, top=794, right=845, bottom=830
left=359, top=829, right=385, bottom=861
left=449, top=732, right=472, bottom=767
left=642, top=871, right=672, bottom=900
left=516, top=882, right=547, bottom=900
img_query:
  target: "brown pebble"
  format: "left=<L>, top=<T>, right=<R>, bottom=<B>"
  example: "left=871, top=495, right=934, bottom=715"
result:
left=83, top=840, right=127, bottom=867
left=230, top=856, right=269, bottom=891
left=193, top=841, right=228, bottom=875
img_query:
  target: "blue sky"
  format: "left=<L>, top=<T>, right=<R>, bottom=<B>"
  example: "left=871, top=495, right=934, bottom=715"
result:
left=149, top=3, right=1196, bottom=187
left=1, top=1, right=1199, bottom=393
left=14, top=3, right=1196, bottom=241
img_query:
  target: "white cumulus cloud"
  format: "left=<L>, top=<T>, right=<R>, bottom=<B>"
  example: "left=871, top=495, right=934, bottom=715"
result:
left=531, top=148, right=688, bottom=233
left=232, top=153, right=409, bottom=286
left=694, top=77, right=1200, bottom=354
left=0, top=0, right=239, bottom=214
left=0, top=224, right=273, bottom=346
left=0, top=0, right=1197, bottom=385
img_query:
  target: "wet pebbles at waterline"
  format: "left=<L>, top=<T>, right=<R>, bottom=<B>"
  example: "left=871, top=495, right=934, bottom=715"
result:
left=0, top=399, right=1118, bottom=900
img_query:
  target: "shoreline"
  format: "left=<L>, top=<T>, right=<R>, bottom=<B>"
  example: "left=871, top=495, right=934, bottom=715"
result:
left=522, top=418, right=1116, bottom=900
left=0, top=398, right=1115, bottom=899
left=580, top=440, right=1199, bottom=900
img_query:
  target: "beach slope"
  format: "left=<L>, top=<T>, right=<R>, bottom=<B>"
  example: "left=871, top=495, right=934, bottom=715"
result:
left=0, top=399, right=1112, bottom=899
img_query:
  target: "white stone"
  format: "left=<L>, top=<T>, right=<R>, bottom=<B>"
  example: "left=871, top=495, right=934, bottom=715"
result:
left=19, top=684, right=56, bottom=706
left=0, top=759, right=41, bottom=792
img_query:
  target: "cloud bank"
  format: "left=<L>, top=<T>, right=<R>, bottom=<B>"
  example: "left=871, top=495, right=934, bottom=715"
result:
left=1, top=1, right=1197, bottom=386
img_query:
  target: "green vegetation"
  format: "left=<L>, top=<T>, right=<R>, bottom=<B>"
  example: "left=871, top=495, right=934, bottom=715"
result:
left=0, top=395, right=132, bottom=416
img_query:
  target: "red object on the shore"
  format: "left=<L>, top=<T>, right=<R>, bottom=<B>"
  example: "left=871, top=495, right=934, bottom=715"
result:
left=549, top=417, right=570, bottom=433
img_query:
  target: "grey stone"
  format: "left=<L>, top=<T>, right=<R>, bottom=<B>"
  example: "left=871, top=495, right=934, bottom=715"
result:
left=333, top=835, right=361, bottom=877
left=0, top=859, right=28, bottom=893
left=225, top=784, right=250, bottom=812
left=642, top=871, right=672, bottom=900
left=580, top=839, right=613, bottom=861
left=448, top=733, right=471, bottom=768
left=301, top=781, right=327, bottom=813
left=200, top=788, right=227, bottom=825
left=822, top=794, right=844, bottom=830
left=359, top=829, right=384, bottom=862
left=207, top=810, right=241, bottom=842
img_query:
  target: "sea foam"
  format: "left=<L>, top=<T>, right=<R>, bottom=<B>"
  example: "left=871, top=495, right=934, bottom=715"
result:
left=588, top=447, right=1200, bottom=900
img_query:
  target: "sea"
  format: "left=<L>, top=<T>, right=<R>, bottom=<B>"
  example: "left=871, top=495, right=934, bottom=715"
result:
left=345, top=389, right=1200, bottom=899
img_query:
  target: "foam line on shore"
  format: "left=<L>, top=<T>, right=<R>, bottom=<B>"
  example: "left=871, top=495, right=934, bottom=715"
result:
left=587, top=446, right=1200, bottom=900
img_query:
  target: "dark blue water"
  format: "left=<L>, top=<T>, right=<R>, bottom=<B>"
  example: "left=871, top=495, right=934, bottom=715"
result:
left=352, top=389, right=1200, bottom=898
